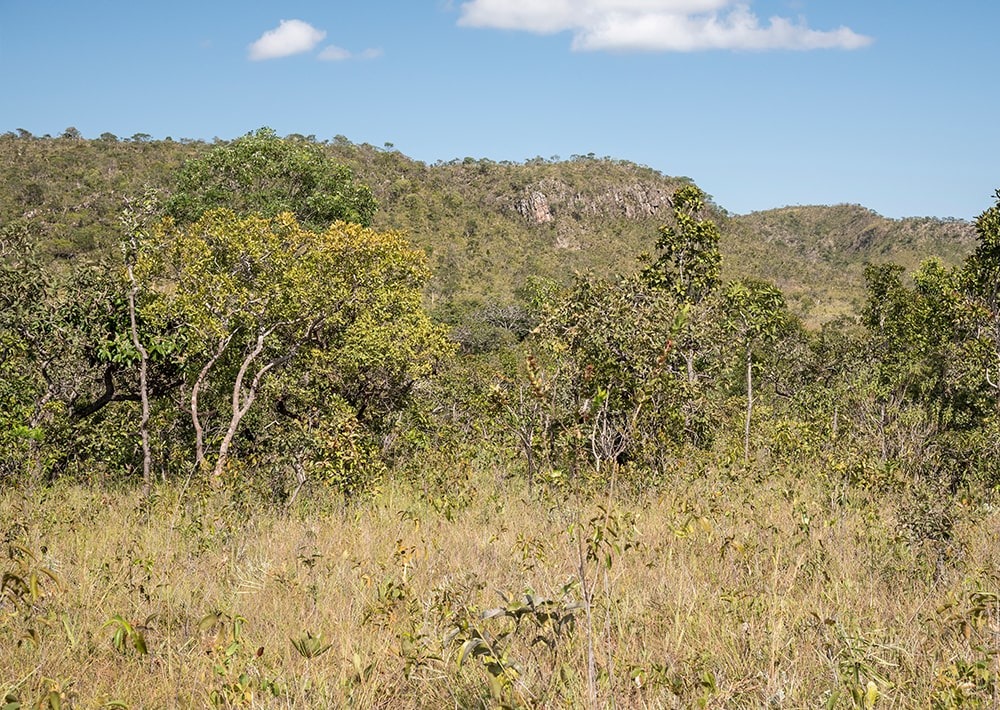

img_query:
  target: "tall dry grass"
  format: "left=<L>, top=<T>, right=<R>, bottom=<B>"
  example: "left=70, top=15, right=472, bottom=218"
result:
left=1, top=462, right=998, bottom=708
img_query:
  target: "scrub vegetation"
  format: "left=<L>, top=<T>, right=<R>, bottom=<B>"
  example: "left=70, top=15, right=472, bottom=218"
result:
left=1, top=128, right=998, bottom=708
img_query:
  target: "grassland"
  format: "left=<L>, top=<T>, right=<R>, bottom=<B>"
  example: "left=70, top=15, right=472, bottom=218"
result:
left=2, top=460, right=998, bottom=708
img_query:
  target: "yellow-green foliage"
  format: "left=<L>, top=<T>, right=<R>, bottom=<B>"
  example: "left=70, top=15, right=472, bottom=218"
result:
left=132, top=210, right=452, bottom=481
left=2, top=466, right=998, bottom=708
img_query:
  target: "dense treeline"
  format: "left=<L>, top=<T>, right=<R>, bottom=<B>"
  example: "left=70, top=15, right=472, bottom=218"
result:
left=2, top=128, right=998, bottom=501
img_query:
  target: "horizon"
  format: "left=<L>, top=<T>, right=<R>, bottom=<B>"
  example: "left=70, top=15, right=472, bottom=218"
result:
left=2, top=127, right=976, bottom=223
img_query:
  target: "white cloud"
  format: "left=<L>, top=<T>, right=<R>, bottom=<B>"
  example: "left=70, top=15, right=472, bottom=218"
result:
left=318, top=45, right=352, bottom=61
left=317, top=45, right=383, bottom=61
left=457, top=0, right=872, bottom=51
left=249, top=19, right=327, bottom=60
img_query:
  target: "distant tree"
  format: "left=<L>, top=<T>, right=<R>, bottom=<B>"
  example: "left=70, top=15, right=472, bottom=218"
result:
left=165, top=127, right=376, bottom=229
left=641, top=185, right=725, bottom=390
left=641, top=185, right=721, bottom=304
left=526, top=273, right=692, bottom=480
left=723, top=278, right=791, bottom=462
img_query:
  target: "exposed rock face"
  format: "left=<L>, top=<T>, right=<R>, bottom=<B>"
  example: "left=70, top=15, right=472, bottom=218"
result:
left=512, top=178, right=675, bottom=227
left=514, top=190, right=554, bottom=224
left=608, top=183, right=674, bottom=219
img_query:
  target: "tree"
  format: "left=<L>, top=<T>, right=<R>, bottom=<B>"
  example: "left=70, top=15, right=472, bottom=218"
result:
left=963, top=189, right=1000, bottom=396
left=165, top=128, right=376, bottom=229
left=527, top=273, right=690, bottom=480
left=853, top=254, right=996, bottom=482
left=137, top=210, right=449, bottom=483
left=119, top=191, right=161, bottom=493
left=723, top=278, right=791, bottom=462
left=0, top=220, right=157, bottom=481
left=640, top=185, right=722, bottom=305
left=640, top=185, right=724, bottom=390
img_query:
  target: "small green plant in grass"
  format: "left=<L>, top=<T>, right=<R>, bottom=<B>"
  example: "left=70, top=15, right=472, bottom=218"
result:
left=398, top=629, right=443, bottom=679
left=198, top=611, right=277, bottom=707
left=363, top=571, right=417, bottom=629
left=570, top=504, right=642, bottom=704
left=5, top=678, right=77, bottom=710
left=291, top=631, right=332, bottom=659
left=824, top=624, right=902, bottom=709
left=199, top=610, right=249, bottom=667
left=2, top=542, right=65, bottom=651
left=2, top=543, right=63, bottom=610
left=103, top=614, right=150, bottom=655
left=931, top=657, right=997, bottom=709
left=930, top=589, right=1000, bottom=708
left=446, top=585, right=580, bottom=707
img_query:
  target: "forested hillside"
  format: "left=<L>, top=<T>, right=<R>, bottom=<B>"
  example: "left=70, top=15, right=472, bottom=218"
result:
left=0, top=131, right=975, bottom=324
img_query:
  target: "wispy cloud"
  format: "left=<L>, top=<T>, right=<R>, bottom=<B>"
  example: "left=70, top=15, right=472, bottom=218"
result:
left=318, top=45, right=352, bottom=61
left=248, top=19, right=327, bottom=60
left=457, top=0, right=872, bottom=52
left=318, top=45, right=384, bottom=61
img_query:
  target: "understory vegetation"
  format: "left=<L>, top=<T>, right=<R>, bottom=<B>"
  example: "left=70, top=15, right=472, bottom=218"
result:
left=2, top=129, right=999, bottom=707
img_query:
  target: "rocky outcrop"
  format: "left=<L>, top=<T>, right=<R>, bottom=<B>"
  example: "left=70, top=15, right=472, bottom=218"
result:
left=512, top=179, right=676, bottom=227
left=514, top=190, right=554, bottom=224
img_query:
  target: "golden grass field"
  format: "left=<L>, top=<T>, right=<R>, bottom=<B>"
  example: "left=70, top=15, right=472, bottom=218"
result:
left=2, top=461, right=998, bottom=708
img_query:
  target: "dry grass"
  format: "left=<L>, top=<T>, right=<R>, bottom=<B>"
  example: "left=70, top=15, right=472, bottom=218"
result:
left=2, top=463, right=999, bottom=708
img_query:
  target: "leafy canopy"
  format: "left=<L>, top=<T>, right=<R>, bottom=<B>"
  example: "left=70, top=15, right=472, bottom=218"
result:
left=641, top=185, right=722, bottom=304
left=165, top=128, right=376, bottom=229
left=137, top=209, right=450, bottom=478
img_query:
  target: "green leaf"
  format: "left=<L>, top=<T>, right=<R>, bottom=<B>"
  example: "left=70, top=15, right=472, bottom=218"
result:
left=458, top=637, right=485, bottom=667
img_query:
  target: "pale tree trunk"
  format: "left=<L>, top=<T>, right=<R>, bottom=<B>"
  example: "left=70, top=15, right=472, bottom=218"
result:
left=507, top=385, right=539, bottom=494
left=684, top=349, right=696, bottom=385
left=125, top=260, right=152, bottom=495
left=211, top=328, right=281, bottom=480
left=744, top=344, right=753, bottom=464
left=191, top=333, right=233, bottom=472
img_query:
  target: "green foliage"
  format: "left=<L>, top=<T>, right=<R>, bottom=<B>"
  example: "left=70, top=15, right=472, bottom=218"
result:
left=165, top=128, right=376, bottom=228
left=0, top=131, right=200, bottom=260
left=0, top=220, right=155, bottom=481
left=446, top=585, right=580, bottom=706
left=137, top=210, right=451, bottom=486
left=964, top=188, right=1000, bottom=309
left=290, top=631, right=332, bottom=659
left=0, top=132, right=974, bottom=322
left=525, top=272, right=692, bottom=478
left=642, top=185, right=722, bottom=303
left=103, top=614, right=149, bottom=655
left=724, top=278, right=789, bottom=345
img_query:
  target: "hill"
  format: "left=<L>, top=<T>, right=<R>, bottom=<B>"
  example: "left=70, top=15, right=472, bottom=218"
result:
left=723, top=205, right=975, bottom=320
left=0, top=132, right=977, bottom=323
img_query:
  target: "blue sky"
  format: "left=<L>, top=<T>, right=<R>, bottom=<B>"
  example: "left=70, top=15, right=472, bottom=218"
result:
left=2, top=1, right=997, bottom=219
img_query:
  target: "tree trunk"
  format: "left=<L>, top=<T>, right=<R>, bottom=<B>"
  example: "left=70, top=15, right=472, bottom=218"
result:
left=126, top=260, right=152, bottom=495
left=211, top=328, right=282, bottom=480
left=191, top=333, right=233, bottom=472
left=744, top=344, right=753, bottom=464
